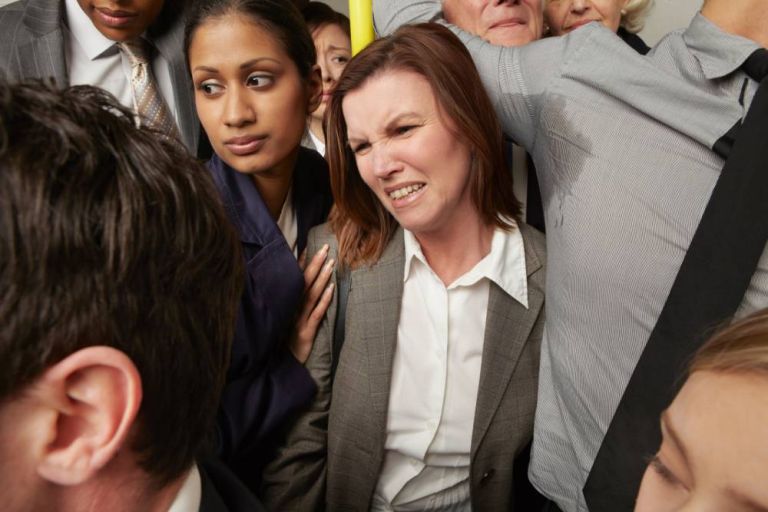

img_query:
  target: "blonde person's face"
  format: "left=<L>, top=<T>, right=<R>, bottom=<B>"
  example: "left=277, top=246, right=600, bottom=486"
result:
left=544, top=0, right=627, bottom=35
left=443, top=0, right=544, bottom=47
left=311, top=23, right=351, bottom=123
left=343, top=70, right=475, bottom=237
left=634, top=371, right=768, bottom=512
left=189, top=15, right=318, bottom=176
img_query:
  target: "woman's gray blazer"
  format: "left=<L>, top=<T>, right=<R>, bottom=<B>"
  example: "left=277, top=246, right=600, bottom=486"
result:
left=263, top=222, right=546, bottom=512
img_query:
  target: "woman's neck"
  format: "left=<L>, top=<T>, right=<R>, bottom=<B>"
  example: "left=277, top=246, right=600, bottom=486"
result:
left=308, top=115, right=325, bottom=145
left=416, top=213, right=494, bottom=287
left=251, top=150, right=298, bottom=220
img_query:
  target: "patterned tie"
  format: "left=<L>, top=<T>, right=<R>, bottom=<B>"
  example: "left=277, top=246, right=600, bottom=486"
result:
left=118, top=38, right=180, bottom=141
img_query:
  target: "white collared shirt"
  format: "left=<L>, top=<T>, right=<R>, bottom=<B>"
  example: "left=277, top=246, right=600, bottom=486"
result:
left=308, top=129, right=326, bottom=157
left=276, top=185, right=298, bottom=258
left=373, top=222, right=528, bottom=509
left=167, top=465, right=202, bottom=512
left=64, top=0, right=178, bottom=124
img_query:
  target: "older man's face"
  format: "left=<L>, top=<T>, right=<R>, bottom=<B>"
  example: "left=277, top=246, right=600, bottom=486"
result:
left=443, top=0, right=544, bottom=47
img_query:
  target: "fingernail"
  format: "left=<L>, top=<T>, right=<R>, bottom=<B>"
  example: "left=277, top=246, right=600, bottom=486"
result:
left=326, top=283, right=335, bottom=292
left=321, top=244, right=329, bottom=254
left=325, top=259, right=335, bottom=272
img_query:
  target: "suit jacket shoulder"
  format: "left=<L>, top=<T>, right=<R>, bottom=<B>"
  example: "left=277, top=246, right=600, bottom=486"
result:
left=0, top=0, right=67, bottom=83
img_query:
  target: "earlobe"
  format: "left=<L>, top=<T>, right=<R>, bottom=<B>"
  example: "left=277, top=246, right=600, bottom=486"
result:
left=35, top=347, right=142, bottom=486
left=307, top=64, right=323, bottom=115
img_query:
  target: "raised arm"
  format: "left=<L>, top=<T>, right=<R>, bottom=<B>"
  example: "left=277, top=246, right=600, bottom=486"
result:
left=373, top=0, right=568, bottom=150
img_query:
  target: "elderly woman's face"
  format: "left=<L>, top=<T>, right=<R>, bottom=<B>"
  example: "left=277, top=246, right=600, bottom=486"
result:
left=342, top=69, right=475, bottom=237
left=544, top=0, right=627, bottom=36
left=634, top=370, right=768, bottom=512
left=443, top=0, right=544, bottom=47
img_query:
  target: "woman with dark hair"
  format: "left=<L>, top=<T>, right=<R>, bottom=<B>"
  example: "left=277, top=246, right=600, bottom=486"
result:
left=301, top=2, right=352, bottom=155
left=185, top=0, right=334, bottom=490
left=263, top=23, right=546, bottom=512
left=636, top=308, right=768, bottom=511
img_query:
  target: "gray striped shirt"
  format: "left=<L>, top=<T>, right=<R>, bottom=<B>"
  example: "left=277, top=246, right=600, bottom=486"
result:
left=374, top=4, right=768, bottom=511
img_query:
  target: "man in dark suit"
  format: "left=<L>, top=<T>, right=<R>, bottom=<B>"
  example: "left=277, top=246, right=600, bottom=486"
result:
left=0, top=0, right=200, bottom=152
left=0, top=80, right=263, bottom=512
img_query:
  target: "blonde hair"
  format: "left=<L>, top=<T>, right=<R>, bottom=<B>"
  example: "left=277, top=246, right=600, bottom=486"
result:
left=691, top=308, right=768, bottom=376
left=621, top=0, right=654, bottom=34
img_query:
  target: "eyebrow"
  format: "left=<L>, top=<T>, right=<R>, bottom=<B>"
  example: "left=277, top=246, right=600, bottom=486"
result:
left=327, top=45, right=351, bottom=52
left=725, top=489, right=768, bottom=512
left=347, top=112, right=422, bottom=143
left=192, top=57, right=281, bottom=73
left=660, top=411, right=690, bottom=468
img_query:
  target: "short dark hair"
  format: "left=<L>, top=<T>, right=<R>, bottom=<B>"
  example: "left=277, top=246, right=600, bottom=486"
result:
left=326, top=23, right=520, bottom=266
left=184, top=0, right=317, bottom=81
left=302, top=1, right=350, bottom=38
left=0, top=81, right=243, bottom=485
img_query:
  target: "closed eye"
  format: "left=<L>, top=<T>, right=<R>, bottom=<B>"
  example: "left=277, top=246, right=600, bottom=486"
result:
left=648, top=455, right=685, bottom=488
left=394, top=124, right=418, bottom=136
left=350, top=141, right=371, bottom=155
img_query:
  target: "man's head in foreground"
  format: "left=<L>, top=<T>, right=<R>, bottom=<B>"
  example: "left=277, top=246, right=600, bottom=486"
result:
left=0, top=81, right=243, bottom=512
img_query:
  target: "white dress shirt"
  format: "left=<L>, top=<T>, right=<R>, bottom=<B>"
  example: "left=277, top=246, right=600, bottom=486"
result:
left=167, top=465, right=202, bottom=512
left=276, top=185, right=298, bottom=257
left=64, top=0, right=178, bottom=124
left=373, top=222, right=528, bottom=511
left=308, top=129, right=326, bottom=157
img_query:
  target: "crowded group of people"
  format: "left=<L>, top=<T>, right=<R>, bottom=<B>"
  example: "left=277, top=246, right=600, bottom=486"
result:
left=0, top=0, right=766, bottom=511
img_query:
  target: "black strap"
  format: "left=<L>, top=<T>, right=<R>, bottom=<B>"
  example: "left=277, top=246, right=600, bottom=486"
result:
left=331, top=265, right=350, bottom=379
left=584, top=52, right=768, bottom=510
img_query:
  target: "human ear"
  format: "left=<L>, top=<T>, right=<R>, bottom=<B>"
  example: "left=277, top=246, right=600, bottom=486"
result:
left=306, top=64, right=323, bottom=115
left=35, top=347, right=142, bottom=486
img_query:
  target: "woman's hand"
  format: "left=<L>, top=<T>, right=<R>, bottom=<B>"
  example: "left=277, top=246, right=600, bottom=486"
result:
left=291, top=244, right=335, bottom=364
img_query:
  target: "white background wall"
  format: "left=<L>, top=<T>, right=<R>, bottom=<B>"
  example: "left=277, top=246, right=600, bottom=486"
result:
left=0, top=0, right=702, bottom=47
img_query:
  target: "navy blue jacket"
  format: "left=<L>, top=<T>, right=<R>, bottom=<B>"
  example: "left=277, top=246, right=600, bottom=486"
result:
left=207, top=147, right=333, bottom=490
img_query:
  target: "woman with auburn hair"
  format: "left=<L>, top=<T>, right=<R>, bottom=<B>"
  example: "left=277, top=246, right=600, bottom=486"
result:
left=544, top=0, right=653, bottom=54
left=635, top=308, right=768, bottom=511
left=263, top=23, right=546, bottom=512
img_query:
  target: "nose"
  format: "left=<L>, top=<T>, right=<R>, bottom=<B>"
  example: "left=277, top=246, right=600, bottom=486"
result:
left=370, top=140, right=401, bottom=179
left=223, top=86, right=256, bottom=128
left=319, top=57, right=333, bottom=84
left=571, top=0, right=590, bottom=13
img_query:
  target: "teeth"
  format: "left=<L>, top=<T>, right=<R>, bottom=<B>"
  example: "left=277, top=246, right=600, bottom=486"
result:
left=388, top=184, right=424, bottom=200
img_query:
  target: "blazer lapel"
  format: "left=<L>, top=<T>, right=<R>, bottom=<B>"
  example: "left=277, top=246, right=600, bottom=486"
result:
left=353, top=229, right=405, bottom=454
left=150, top=1, right=198, bottom=151
left=18, top=0, right=67, bottom=85
left=471, top=227, right=545, bottom=455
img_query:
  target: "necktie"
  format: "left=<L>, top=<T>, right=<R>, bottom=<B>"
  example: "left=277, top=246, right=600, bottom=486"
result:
left=584, top=48, right=768, bottom=511
left=118, top=39, right=180, bottom=141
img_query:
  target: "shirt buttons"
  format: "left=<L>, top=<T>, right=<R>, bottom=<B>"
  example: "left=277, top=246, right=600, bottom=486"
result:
left=480, top=468, right=495, bottom=487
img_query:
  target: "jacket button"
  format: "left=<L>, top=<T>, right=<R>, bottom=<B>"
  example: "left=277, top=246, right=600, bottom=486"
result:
left=480, top=468, right=495, bottom=486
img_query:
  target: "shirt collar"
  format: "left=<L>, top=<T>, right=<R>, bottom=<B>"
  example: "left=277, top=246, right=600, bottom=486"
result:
left=683, top=13, right=762, bottom=80
left=65, top=0, right=119, bottom=59
left=167, top=464, right=202, bottom=512
left=403, top=220, right=529, bottom=308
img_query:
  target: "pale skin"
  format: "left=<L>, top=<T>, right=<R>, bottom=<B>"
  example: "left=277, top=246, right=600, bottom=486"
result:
left=309, top=23, right=351, bottom=146
left=701, top=0, right=768, bottom=49
left=442, top=0, right=544, bottom=47
left=0, top=347, right=185, bottom=512
left=343, top=69, right=494, bottom=285
left=635, top=371, right=768, bottom=511
left=189, top=14, right=332, bottom=363
left=544, top=0, right=628, bottom=36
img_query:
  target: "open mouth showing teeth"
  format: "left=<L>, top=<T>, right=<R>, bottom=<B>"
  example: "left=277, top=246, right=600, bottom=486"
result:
left=389, top=184, right=424, bottom=200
